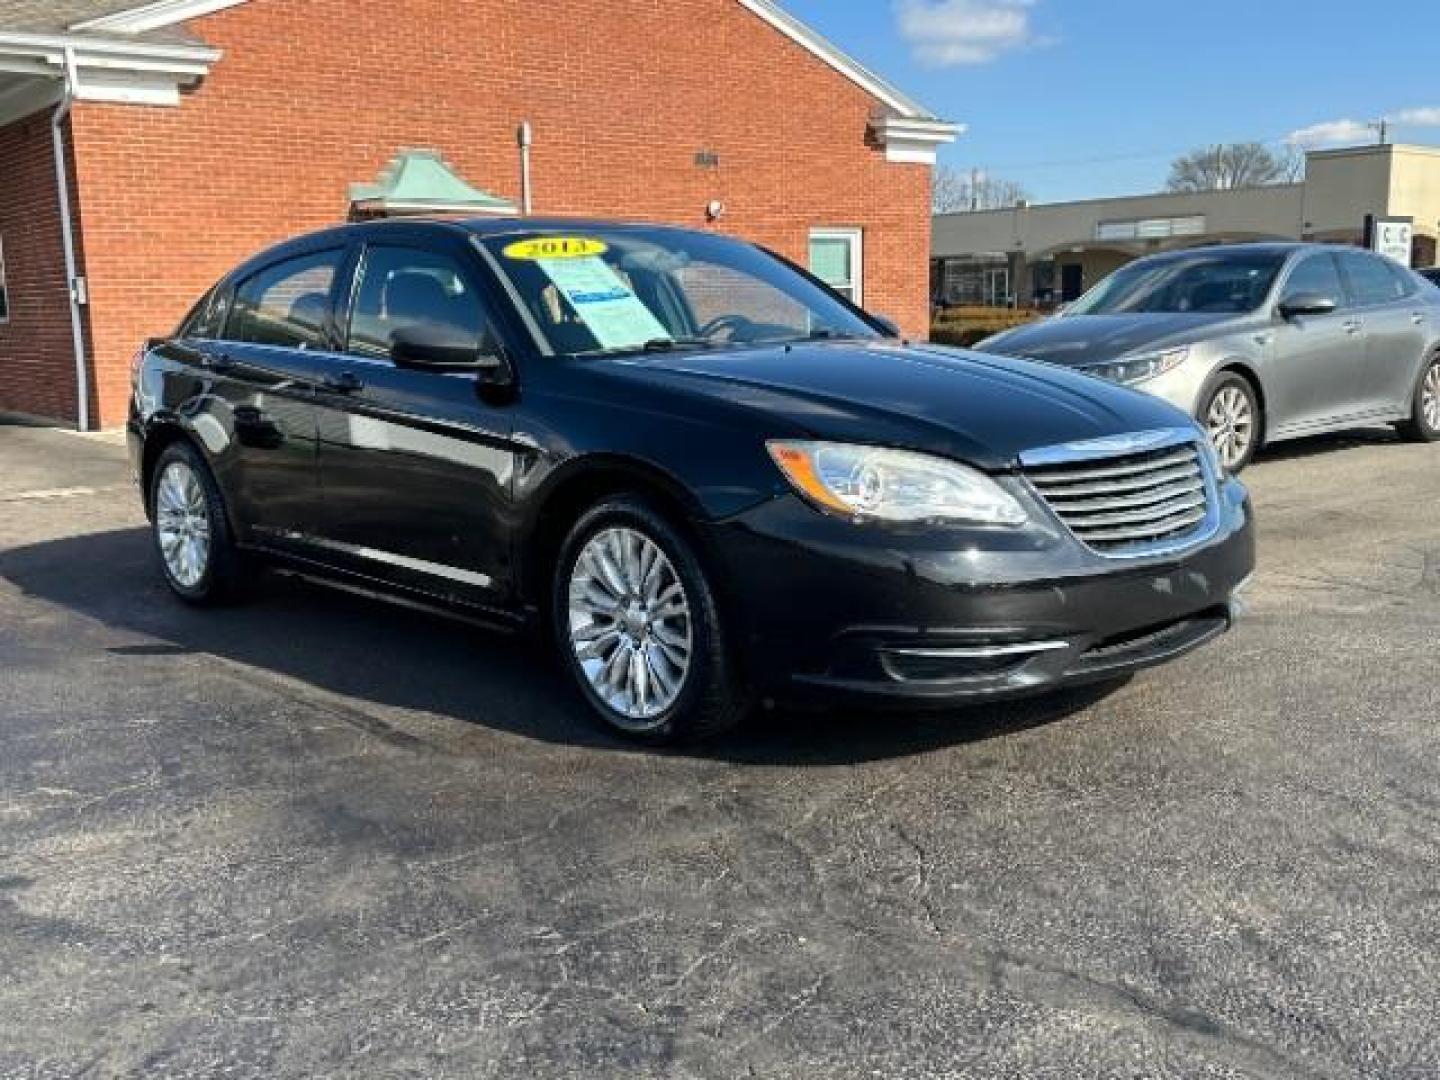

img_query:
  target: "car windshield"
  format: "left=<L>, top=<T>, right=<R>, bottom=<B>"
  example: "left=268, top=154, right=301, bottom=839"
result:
left=1067, top=252, right=1287, bottom=316
left=478, top=228, right=880, bottom=356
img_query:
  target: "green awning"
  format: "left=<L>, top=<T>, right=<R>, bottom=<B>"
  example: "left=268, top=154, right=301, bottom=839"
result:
left=349, top=150, right=516, bottom=216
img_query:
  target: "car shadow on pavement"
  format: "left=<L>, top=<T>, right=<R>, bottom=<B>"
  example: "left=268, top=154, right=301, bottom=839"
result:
left=1, top=527, right=1126, bottom=766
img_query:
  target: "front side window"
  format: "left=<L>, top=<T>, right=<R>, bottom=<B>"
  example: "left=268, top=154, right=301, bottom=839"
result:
left=347, top=246, right=490, bottom=361
left=1068, top=252, right=1287, bottom=316
left=227, top=250, right=341, bottom=349
left=1341, top=252, right=1408, bottom=307
left=809, top=229, right=863, bottom=304
left=1281, top=253, right=1345, bottom=307
left=0, top=235, right=10, bottom=324
left=481, top=228, right=879, bottom=357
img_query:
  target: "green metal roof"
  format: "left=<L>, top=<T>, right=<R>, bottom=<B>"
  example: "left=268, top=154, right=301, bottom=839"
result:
left=349, top=150, right=516, bottom=215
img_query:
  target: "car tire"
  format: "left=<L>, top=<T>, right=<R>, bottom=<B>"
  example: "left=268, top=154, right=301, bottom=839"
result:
left=1200, top=373, right=1261, bottom=474
left=552, top=496, right=747, bottom=745
left=149, top=440, right=247, bottom=606
left=1396, top=352, right=1440, bottom=443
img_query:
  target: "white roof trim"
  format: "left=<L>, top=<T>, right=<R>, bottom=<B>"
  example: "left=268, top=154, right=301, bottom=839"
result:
left=67, top=0, right=956, bottom=130
left=735, top=0, right=938, bottom=120
left=0, top=31, right=219, bottom=66
left=72, top=0, right=248, bottom=34
left=0, top=31, right=219, bottom=115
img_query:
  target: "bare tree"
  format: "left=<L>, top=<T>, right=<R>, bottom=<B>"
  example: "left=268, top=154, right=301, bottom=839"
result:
left=933, top=165, right=1031, bottom=213
left=1166, top=142, right=1299, bottom=192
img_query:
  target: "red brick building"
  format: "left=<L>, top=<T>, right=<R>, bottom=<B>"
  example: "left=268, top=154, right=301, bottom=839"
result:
left=0, top=0, right=956, bottom=429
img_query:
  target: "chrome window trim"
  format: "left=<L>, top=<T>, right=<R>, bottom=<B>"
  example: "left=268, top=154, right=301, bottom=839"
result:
left=1019, top=427, right=1222, bottom=561
left=886, top=640, right=1071, bottom=660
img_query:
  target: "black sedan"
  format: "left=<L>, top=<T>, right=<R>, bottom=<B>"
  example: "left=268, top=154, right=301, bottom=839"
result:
left=129, top=219, right=1255, bottom=743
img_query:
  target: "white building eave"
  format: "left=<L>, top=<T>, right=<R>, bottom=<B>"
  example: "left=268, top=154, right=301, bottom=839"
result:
left=0, top=31, right=219, bottom=120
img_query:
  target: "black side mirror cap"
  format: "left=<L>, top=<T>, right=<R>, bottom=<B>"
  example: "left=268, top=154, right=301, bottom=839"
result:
left=390, top=327, right=507, bottom=373
left=1278, top=293, right=1338, bottom=319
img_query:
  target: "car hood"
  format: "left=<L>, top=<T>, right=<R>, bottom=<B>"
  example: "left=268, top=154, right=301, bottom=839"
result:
left=978, top=313, right=1235, bottom=367
left=621, top=341, right=1194, bottom=471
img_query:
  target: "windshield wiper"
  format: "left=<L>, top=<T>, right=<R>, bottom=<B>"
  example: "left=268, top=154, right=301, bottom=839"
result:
left=639, top=337, right=716, bottom=352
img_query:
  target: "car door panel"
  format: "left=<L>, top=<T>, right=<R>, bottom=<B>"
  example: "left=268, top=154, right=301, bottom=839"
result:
left=197, top=341, right=322, bottom=542
left=313, top=363, right=515, bottom=605
left=311, top=234, right=518, bottom=608
left=1268, top=253, right=1365, bottom=434
left=1339, top=252, right=1429, bottom=416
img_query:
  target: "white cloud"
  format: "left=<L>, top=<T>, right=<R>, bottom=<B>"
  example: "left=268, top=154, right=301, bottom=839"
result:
left=1287, top=106, right=1440, bottom=147
left=894, top=0, right=1040, bottom=67
left=1285, top=119, right=1377, bottom=147
left=1390, top=106, right=1440, bottom=126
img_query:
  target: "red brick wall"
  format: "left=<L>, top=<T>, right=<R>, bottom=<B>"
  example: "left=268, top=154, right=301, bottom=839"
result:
left=0, top=113, right=92, bottom=424
left=69, top=0, right=934, bottom=427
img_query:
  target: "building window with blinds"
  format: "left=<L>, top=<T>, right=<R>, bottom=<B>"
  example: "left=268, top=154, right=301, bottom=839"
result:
left=809, top=228, right=863, bottom=305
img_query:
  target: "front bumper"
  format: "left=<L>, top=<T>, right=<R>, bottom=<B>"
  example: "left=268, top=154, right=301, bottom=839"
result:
left=704, top=475, right=1255, bottom=707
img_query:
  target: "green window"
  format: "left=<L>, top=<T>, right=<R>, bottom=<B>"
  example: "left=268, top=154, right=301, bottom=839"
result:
left=809, top=229, right=862, bottom=304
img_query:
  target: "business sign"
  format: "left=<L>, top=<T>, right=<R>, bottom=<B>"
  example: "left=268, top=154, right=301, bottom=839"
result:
left=1366, top=215, right=1414, bottom=264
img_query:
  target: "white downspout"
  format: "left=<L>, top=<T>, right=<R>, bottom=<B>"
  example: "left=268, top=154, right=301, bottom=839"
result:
left=517, top=121, right=533, bottom=215
left=52, top=46, right=90, bottom=432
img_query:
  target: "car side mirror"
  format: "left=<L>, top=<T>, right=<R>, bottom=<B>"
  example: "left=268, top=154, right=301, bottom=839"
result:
left=1277, top=293, right=1338, bottom=319
left=871, top=314, right=902, bottom=339
left=390, top=326, right=506, bottom=374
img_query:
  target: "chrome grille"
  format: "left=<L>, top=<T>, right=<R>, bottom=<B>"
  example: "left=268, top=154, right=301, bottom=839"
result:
left=1023, top=434, right=1215, bottom=557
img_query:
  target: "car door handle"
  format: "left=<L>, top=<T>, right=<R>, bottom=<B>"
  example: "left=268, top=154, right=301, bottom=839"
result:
left=206, top=351, right=236, bottom=372
left=1342, top=319, right=1363, bottom=335
left=1412, top=312, right=1427, bottom=325
left=322, top=371, right=365, bottom=393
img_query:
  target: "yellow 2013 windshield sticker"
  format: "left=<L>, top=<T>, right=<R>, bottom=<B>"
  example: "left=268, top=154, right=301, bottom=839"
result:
left=503, top=237, right=609, bottom=261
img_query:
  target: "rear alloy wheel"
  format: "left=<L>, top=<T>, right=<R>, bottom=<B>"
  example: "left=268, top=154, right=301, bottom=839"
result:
left=554, top=497, right=746, bottom=744
left=149, top=440, right=247, bottom=605
left=1397, top=353, right=1440, bottom=442
left=1202, top=375, right=1260, bottom=473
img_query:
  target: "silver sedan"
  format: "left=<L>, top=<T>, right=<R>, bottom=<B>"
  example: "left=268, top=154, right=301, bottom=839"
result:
left=978, top=243, right=1440, bottom=471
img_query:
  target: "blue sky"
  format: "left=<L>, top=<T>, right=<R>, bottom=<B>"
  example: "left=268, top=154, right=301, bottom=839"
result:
left=780, top=0, right=1440, bottom=203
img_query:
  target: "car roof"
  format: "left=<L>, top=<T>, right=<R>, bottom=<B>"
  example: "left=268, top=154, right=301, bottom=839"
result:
left=223, top=217, right=720, bottom=282
left=1135, top=242, right=1342, bottom=263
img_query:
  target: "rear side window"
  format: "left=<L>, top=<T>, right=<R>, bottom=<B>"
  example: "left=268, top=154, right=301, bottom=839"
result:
left=227, top=250, right=341, bottom=349
left=1340, top=252, right=1407, bottom=307
left=347, top=245, right=490, bottom=361
left=1281, top=254, right=1345, bottom=307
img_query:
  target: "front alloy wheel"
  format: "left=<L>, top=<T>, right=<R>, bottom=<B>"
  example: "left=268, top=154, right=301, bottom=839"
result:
left=554, top=497, right=746, bottom=744
left=1203, top=376, right=1259, bottom=473
left=567, top=526, right=693, bottom=726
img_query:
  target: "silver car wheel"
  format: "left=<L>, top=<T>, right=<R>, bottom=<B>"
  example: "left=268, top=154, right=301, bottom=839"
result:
left=567, top=526, right=693, bottom=728
left=1206, top=385, right=1255, bottom=471
left=1423, top=360, right=1440, bottom=431
left=155, top=460, right=212, bottom=589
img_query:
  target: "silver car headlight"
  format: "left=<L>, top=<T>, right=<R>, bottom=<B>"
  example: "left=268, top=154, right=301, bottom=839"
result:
left=767, top=441, right=1027, bottom=526
left=1088, top=346, right=1191, bottom=386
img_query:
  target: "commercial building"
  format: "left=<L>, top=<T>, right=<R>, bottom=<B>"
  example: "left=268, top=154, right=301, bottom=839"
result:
left=933, top=143, right=1440, bottom=307
left=0, top=0, right=957, bottom=428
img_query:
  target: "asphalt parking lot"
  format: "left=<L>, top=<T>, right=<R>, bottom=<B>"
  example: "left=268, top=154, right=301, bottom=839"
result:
left=1, top=420, right=1438, bottom=1079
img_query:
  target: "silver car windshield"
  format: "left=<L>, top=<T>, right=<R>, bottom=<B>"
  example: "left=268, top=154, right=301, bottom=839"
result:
left=479, top=228, right=880, bottom=357
left=1069, top=253, right=1287, bottom=316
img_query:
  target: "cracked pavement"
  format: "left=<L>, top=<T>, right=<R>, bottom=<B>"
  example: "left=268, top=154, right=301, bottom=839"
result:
left=1, top=420, right=1438, bottom=1078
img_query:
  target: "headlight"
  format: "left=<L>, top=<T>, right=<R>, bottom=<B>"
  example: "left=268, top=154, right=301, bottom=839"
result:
left=767, top=441, right=1027, bottom=526
left=1087, top=346, right=1190, bottom=385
